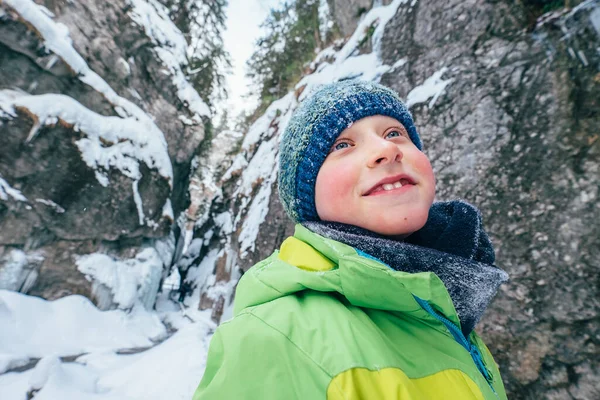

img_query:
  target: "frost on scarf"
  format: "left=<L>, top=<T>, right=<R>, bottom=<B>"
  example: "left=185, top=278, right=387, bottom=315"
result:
left=304, top=200, right=509, bottom=335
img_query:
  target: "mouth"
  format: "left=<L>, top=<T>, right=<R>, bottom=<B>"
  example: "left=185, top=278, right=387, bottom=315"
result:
left=362, top=174, right=416, bottom=196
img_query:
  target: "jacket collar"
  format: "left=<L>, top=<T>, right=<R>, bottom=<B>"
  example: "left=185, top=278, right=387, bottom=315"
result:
left=234, top=224, right=462, bottom=328
left=302, top=218, right=508, bottom=335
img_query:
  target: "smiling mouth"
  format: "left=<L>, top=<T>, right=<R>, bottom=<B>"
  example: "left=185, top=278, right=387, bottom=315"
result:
left=363, top=176, right=415, bottom=196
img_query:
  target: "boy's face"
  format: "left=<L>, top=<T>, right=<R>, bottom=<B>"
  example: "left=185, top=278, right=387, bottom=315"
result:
left=315, top=115, right=435, bottom=238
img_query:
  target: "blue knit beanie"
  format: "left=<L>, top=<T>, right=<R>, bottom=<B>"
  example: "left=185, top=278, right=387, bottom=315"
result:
left=278, top=80, right=422, bottom=223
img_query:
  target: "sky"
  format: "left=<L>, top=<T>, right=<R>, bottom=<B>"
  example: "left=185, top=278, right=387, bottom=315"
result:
left=219, top=0, right=283, bottom=123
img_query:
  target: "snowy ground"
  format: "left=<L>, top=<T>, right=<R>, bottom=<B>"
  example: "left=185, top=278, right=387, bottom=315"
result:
left=0, top=289, right=215, bottom=400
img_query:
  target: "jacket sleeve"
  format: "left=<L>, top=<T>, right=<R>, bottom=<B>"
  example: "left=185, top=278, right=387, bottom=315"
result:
left=192, top=311, right=331, bottom=400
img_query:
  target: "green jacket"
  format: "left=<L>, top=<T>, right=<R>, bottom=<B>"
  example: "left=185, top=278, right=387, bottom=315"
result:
left=193, top=225, right=507, bottom=399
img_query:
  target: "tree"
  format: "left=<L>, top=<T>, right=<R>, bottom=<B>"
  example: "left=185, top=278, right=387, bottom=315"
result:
left=160, top=0, right=232, bottom=109
left=246, top=0, right=325, bottom=116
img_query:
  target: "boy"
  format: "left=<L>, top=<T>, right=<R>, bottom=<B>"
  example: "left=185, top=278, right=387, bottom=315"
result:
left=193, top=80, right=509, bottom=399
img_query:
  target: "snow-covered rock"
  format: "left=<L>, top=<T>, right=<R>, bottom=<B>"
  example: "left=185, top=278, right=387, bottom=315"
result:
left=0, top=0, right=211, bottom=309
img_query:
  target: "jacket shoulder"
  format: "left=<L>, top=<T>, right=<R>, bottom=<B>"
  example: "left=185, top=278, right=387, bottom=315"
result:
left=194, top=307, right=331, bottom=399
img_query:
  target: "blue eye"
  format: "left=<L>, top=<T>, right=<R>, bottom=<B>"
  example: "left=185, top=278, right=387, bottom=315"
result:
left=385, top=129, right=406, bottom=139
left=332, top=142, right=351, bottom=152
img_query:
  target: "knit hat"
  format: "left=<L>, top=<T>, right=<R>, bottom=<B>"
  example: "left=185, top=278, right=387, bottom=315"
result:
left=278, top=80, right=422, bottom=223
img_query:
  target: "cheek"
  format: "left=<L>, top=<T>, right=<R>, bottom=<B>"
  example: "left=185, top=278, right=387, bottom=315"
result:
left=315, top=161, right=356, bottom=218
left=414, top=152, right=436, bottom=189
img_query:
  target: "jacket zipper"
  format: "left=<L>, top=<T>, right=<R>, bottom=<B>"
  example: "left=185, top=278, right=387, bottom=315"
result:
left=354, top=250, right=498, bottom=396
left=413, top=295, right=497, bottom=397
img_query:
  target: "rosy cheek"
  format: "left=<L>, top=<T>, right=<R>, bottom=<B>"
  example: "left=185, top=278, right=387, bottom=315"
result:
left=413, top=152, right=436, bottom=196
left=315, top=161, right=354, bottom=218
left=413, top=153, right=434, bottom=176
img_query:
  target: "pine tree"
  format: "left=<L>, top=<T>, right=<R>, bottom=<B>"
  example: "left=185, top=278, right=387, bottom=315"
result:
left=160, top=0, right=232, bottom=110
left=246, top=0, right=325, bottom=116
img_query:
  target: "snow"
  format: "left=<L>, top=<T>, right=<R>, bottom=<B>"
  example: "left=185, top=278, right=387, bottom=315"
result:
left=237, top=148, right=279, bottom=258
left=5, top=0, right=177, bottom=126
left=162, top=267, right=181, bottom=292
left=0, top=90, right=173, bottom=227
left=184, top=248, right=221, bottom=310
left=0, top=91, right=172, bottom=187
left=213, top=211, right=234, bottom=235
left=126, top=0, right=187, bottom=62
left=76, top=248, right=164, bottom=310
left=296, top=0, right=407, bottom=99
left=162, top=198, right=174, bottom=221
left=0, top=320, right=213, bottom=400
left=241, top=92, right=296, bottom=151
left=221, top=153, right=248, bottom=181
left=298, top=52, right=392, bottom=91
left=0, top=290, right=165, bottom=365
left=35, top=198, right=66, bottom=213
left=132, top=180, right=145, bottom=225
left=391, top=58, right=407, bottom=70
left=125, top=0, right=210, bottom=120
left=406, top=67, right=453, bottom=108
left=0, top=175, right=28, bottom=202
left=6, top=0, right=208, bottom=124
left=236, top=137, right=279, bottom=197
left=332, top=0, right=406, bottom=62
left=229, top=92, right=297, bottom=258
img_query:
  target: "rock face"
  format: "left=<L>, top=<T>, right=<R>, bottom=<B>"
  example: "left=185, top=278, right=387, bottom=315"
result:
left=378, top=1, right=599, bottom=398
left=327, top=0, right=374, bottom=36
left=189, top=0, right=599, bottom=398
left=0, top=0, right=210, bottom=309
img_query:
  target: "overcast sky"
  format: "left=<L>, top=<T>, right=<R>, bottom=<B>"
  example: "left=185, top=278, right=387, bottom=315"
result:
left=220, top=0, right=282, bottom=122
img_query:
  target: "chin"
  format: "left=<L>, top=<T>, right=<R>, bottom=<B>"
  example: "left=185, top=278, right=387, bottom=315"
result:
left=366, top=213, right=429, bottom=238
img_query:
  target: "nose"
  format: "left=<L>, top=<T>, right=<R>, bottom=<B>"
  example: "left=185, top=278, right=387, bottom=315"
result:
left=367, top=138, right=403, bottom=168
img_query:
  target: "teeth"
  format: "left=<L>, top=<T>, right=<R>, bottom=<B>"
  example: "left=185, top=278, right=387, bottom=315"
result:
left=393, top=181, right=403, bottom=189
left=382, top=183, right=395, bottom=191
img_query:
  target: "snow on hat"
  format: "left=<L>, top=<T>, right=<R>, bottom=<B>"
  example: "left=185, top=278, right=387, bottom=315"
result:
left=278, top=80, right=422, bottom=223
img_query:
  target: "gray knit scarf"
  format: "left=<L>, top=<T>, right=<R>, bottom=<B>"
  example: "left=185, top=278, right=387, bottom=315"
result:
left=303, top=200, right=509, bottom=336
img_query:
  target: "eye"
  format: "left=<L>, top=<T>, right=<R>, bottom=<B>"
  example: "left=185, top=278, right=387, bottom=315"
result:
left=331, top=141, right=352, bottom=152
left=385, top=129, right=407, bottom=139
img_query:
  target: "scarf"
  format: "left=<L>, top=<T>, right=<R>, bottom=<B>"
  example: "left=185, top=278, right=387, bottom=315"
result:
left=302, top=200, right=509, bottom=336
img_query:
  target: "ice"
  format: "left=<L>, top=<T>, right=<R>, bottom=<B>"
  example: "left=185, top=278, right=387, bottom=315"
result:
left=76, top=248, right=164, bottom=310
left=0, top=249, right=42, bottom=293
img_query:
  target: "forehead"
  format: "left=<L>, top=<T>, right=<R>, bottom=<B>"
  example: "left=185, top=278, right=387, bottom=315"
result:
left=338, top=115, right=404, bottom=137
